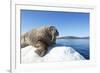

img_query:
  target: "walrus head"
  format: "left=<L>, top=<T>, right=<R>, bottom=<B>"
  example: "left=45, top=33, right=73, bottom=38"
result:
left=48, top=26, right=59, bottom=43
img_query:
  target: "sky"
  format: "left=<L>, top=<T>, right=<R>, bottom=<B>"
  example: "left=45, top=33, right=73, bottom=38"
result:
left=21, top=10, right=89, bottom=37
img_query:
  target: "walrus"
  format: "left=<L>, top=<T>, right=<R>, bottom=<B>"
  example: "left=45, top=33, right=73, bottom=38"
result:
left=21, top=26, right=59, bottom=57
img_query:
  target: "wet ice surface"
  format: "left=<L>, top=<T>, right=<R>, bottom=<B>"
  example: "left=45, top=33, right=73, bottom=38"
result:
left=21, top=45, right=85, bottom=63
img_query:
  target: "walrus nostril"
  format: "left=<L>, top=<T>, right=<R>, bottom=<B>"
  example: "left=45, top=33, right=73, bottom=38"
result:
left=56, top=30, right=59, bottom=36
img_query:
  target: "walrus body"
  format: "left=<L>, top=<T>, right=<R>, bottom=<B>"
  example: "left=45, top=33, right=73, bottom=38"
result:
left=21, top=26, right=59, bottom=57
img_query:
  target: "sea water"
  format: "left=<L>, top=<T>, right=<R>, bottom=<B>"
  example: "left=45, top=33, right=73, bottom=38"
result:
left=56, top=39, right=90, bottom=59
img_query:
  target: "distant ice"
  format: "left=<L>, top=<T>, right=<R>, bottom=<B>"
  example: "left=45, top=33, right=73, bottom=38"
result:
left=21, top=46, right=85, bottom=63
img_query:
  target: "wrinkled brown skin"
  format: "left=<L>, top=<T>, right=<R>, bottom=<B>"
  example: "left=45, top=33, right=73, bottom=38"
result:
left=21, top=26, right=59, bottom=57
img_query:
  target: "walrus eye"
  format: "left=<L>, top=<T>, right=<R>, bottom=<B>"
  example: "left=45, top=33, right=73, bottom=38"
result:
left=49, top=26, right=54, bottom=31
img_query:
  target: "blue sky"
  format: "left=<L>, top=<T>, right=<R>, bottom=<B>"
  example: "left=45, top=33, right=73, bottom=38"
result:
left=21, top=10, right=89, bottom=37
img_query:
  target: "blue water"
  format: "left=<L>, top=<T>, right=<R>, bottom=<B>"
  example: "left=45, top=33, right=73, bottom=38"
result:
left=56, top=39, right=90, bottom=59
